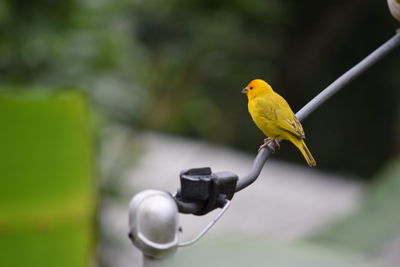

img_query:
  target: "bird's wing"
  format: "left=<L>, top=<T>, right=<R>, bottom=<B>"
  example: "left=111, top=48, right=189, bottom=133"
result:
left=276, top=116, right=305, bottom=139
left=259, top=94, right=306, bottom=139
left=275, top=95, right=305, bottom=139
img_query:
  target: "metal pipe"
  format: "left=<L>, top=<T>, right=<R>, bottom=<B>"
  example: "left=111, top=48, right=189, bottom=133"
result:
left=235, top=148, right=271, bottom=191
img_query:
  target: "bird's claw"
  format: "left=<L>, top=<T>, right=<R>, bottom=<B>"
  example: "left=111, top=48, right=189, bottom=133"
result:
left=258, top=138, right=280, bottom=153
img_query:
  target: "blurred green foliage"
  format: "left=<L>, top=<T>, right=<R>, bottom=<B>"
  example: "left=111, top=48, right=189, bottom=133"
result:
left=1, top=2, right=399, bottom=266
left=0, top=91, right=95, bottom=267
left=0, top=0, right=399, bottom=177
left=310, top=158, right=400, bottom=254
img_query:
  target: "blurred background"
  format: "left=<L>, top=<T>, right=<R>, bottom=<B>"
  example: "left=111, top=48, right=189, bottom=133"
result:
left=0, top=0, right=399, bottom=266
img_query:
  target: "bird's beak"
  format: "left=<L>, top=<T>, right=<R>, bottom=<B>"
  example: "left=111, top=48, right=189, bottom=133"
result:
left=241, top=87, right=249, bottom=94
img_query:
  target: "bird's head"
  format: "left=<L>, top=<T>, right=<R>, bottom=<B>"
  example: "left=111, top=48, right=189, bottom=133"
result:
left=241, top=79, right=273, bottom=99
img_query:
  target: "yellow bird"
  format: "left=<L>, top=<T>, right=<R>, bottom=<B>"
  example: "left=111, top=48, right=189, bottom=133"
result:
left=242, top=79, right=316, bottom=167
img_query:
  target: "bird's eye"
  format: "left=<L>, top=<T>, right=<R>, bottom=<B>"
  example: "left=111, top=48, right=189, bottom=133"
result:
left=250, top=87, right=253, bottom=90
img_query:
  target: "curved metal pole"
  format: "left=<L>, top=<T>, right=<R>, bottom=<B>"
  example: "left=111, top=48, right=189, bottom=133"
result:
left=235, top=31, right=400, bottom=192
left=235, top=148, right=271, bottom=191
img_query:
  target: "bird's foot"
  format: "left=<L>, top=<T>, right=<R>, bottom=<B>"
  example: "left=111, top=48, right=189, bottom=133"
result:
left=258, top=138, right=280, bottom=153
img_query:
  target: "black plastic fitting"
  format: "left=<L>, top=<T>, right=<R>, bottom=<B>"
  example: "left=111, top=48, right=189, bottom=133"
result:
left=175, top=167, right=238, bottom=215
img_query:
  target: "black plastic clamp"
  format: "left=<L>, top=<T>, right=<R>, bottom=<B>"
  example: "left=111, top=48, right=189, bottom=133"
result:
left=175, top=167, right=238, bottom=215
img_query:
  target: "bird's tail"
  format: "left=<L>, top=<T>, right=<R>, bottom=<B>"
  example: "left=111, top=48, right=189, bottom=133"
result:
left=291, top=137, right=316, bottom=167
